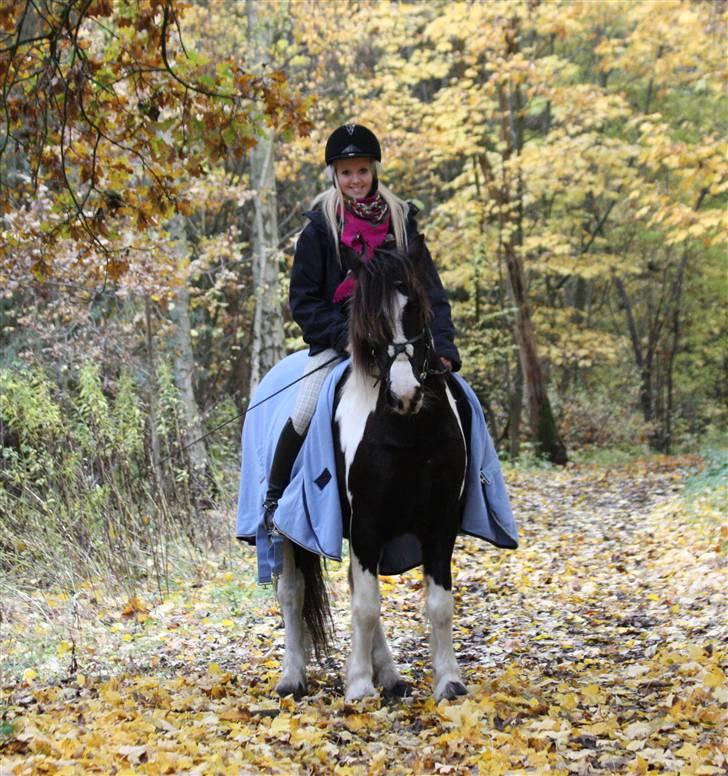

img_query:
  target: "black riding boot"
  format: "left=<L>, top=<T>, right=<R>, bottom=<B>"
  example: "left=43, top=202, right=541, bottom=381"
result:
left=263, top=418, right=306, bottom=533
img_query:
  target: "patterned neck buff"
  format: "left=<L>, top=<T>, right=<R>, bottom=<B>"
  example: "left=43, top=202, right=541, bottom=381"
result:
left=343, top=191, right=389, bottom=224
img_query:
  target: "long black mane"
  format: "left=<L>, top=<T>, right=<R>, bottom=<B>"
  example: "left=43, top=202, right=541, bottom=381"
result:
left=348, top=244, right=431, bottom=376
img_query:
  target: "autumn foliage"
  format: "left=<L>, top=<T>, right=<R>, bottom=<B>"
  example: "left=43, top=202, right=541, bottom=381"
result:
left=0, top=2, right=727, bottom=771
left=0, top=0, right=311, bottom=283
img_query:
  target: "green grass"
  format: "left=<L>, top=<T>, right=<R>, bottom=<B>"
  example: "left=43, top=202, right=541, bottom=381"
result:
left=680, top=447, right=727, bottom=552
left=683, top=447, right=728, bottom=496
left=0, top=720, right=14, bottom=743
left=566, top=443, right=656, bottom=467
left=209, top=579, right=274, bottom=615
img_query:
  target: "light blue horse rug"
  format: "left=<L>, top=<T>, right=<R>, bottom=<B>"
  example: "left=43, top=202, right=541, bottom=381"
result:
left=236, top=351, right=518, bottom=583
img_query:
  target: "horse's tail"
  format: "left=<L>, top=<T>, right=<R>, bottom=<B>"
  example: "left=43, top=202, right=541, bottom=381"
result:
left=293, top=543, right=332, bottom=659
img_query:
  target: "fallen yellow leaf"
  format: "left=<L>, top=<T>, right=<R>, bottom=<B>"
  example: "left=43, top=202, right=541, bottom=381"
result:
left=580, top=684, right=606, bottom=705
left=624, top=721, right=651, bottom=740
left=270, top=713, right=292, bottom=735
left=703, top=667, right=725, bottom=689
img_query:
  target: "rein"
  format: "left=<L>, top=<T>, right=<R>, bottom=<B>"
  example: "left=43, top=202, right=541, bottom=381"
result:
left=158, top=354, right=343, bottom=465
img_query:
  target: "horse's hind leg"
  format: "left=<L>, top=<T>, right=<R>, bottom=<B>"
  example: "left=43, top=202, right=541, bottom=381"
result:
left=372, top=623, right=410, bottom=697
left=275, top=538, right=307, bottom=699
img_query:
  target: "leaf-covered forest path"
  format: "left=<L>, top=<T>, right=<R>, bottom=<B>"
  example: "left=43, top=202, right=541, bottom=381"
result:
left=1, top=458, right=726, bottom=774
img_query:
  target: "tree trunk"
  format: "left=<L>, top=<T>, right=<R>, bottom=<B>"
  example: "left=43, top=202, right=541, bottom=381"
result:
left=508, top=352, right=523, bottom=460
left=478, top=143, right=566, bottom=464
left=504, top=241, right=567, bottom=464
left=144, top=297, right=162, bottom=480
left=484, top=17, right=567, bottom=464
left=169, top=216, right=208, bottom=496
left=0, top=6, right=40, bottom=194
left=662, top=250, right=690, bottom=454
left=614, top=275, right=653, bottom=424
left=247, top=0, right=284, bottom=396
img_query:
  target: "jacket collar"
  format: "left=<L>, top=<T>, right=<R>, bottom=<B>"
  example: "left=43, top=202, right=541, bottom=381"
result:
left=303, top=208, right=327, bottom=229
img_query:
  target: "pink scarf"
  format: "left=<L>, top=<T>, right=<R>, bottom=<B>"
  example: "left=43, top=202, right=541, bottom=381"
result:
left=333, top=195, right=391, bottom=303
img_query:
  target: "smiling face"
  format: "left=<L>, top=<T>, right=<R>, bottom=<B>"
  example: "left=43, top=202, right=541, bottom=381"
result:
left=334, top=157, right=374, bottom=200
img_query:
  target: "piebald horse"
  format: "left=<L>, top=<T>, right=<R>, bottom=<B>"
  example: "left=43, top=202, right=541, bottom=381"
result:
left=276, top=237, right=468, bottom=702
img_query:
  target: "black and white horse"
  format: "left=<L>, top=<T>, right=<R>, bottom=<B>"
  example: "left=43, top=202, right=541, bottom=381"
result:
left=276, top=237, right=468, bottom=702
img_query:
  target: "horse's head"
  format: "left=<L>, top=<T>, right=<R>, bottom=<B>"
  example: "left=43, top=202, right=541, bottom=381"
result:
left=346, top=236, right=434, bottom=415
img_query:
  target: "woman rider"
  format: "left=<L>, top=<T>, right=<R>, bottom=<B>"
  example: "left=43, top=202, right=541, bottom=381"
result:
left=262, top=123, right=460, bottom=526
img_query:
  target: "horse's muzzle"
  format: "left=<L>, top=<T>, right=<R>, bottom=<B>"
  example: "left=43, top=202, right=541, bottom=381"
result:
left=385, top=344, right=425, bottom=415
left=386, top=381, right=423, bottom=415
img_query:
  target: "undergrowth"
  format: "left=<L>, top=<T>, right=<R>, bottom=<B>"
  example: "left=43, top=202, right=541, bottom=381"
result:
left=2, top=355, right=723, bottom=601
left=0, top=360, right=240, bottom=597
left=682, top=447, right=727, bottom=497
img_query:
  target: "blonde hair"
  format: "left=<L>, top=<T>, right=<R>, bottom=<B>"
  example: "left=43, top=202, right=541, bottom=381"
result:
left=310, top=160, right=409, bottom=261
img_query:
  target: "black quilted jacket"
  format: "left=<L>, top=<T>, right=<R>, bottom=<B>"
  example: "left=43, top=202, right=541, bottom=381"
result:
left=289, top=204, right=461, bottom=371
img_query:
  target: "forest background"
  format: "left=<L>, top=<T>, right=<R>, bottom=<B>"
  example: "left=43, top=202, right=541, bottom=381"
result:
left=0, top=0, right=726, bottom=593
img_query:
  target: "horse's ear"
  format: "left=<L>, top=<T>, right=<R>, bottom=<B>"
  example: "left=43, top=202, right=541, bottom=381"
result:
left=407, top=234, right=426, bottom=264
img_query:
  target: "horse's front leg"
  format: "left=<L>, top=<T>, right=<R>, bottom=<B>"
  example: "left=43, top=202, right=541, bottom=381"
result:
left=344, top=561, right=408, bottom=696
left=423, top=536, right=468, bottom=702
left=347, top=553, right=406, bottom=697
left=346, top=552, right=380, bottom=701
left=275, top=538, right=307, bottom=699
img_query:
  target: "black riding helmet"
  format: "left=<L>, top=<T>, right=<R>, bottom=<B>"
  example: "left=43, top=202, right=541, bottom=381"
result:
left=325, top=124, right=381, bottom=165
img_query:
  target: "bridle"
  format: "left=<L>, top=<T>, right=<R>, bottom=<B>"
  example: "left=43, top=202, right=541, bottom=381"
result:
left=382, top=328, right=447, bottom=385
left=356, top=261, right=448, bottom=389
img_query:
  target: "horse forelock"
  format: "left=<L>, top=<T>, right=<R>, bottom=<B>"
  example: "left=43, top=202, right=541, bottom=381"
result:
left=349, top=249, right=431, bottom=376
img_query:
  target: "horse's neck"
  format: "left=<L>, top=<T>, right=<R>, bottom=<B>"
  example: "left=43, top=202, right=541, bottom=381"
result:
left=348, top=364, right=380, bottom=397
left=336, top=366, right=380, bottom=461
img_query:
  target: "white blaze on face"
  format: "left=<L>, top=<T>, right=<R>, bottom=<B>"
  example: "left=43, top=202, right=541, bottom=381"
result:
left=388, top=290, right=421, bottom=412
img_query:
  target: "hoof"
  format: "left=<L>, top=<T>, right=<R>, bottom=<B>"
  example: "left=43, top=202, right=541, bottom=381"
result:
left=276, top=680, right=307, bottom=700
left=437, top=680, right=468, bottom=701
left=383, top=680, right=412, bottom=699
left=345, top=679, right=377, bottom=702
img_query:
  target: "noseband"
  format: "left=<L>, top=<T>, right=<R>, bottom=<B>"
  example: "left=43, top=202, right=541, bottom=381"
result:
left=383, top=329, right=447, bottom=384
left=387, top=331, right=423, bottom=359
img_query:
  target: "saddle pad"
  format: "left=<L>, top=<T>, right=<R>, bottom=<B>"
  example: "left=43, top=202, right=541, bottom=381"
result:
left=236, top=351, right=518, bottom=583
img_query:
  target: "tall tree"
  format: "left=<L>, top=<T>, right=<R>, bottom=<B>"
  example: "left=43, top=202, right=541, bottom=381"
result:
left=168, top=215, right=208, bottom=494
left=488, top=15, right=566, bottom=464
left=246, top=0, right=284, bottom=394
